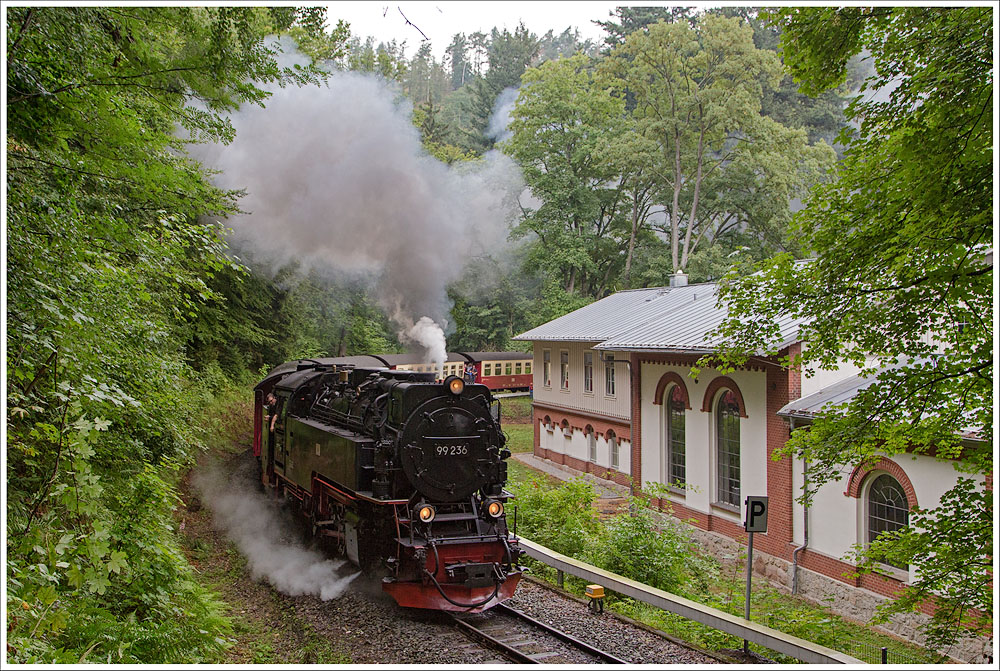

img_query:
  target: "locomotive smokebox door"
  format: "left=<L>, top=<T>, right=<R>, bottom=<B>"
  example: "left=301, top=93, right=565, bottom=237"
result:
left=398, top=396, right=501, bottom=502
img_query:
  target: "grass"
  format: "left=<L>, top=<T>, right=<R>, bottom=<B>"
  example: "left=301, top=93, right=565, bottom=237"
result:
left=500, top=395, right=533, bottom=422
left=503, top=423, right=534, bottom=453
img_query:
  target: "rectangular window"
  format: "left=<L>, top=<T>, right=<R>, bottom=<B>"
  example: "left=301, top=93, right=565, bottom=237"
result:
left=505, top=362, right=513, bottom=375
left=543, top=350, right=551, bottom=387
left=667, top=394, right=686, bottom=488
left=525, top=362, right=531, bottom=374
left=588, top=432, right=597, bottom=463
left=610, top=436, right=619, bottom=469
left=583, top=352, right=593, bottom=393
left=515, top=362, right=522, bottom=375
left=605, top=354, right=616, bottom=396
left=560, top=350, right=569, bottom=389
left=717, top=410, right=741, bottom=507
left=484, top=363, right=491, bottom=376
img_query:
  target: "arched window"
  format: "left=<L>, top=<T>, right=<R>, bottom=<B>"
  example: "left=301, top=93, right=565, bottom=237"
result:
left=716, top=390, right=741, bottom=507
left=665, top=385, right=686, bottom=487
left=607, top=430, right=619, bottom=469
left=585, top=425, right=597, bottom=463
left=867, top=474, right=910, bottom=569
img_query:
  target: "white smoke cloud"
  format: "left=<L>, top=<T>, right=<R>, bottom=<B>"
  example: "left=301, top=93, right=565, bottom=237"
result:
left=399, top=315, right=448, bottom=375
left=193, top=461, right=360, bottom=601
left=486, top=86, right=519, bottom=144
left=193, top=50, right=524, bottom=364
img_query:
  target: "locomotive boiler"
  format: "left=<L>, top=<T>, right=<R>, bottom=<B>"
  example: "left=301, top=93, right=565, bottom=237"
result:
left=252, top=359, right=524, bottom=611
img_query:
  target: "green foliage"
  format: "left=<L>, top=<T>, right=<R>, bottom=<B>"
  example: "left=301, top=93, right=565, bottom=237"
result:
left=585, top=500, right=713, bottom=595
left=711, top=6, right=993, bottom=649
left=600, top=13, right=836, bottom=275
left=464, top=23, right=539, bottom=152
left=505, top=53, right=630, bottom=297
left=5, top=5, right=336, bottom=662
left=510, top=477, right=601, bottom=558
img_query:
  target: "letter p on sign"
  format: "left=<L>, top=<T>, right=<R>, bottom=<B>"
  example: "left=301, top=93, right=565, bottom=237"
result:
left=744, top=496, right=768, bottom=533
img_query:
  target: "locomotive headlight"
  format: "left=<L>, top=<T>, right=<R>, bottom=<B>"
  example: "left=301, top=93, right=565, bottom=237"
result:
left=416, top=504, right=436, bottom=523
left=485, top=500, right=504, bottom=518
left=446, top=376, right=465, bottom=395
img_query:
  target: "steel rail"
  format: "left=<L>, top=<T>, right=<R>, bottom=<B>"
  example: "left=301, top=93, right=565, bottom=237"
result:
left=450, top=613, right=536, bottom=664
left=450, top=603, right=627, bottom=664
left=494, top=603, right=627, bottom=663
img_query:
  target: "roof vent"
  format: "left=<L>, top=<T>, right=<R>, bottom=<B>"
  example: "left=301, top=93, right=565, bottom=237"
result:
left=669, top=272, right=688, bottom=288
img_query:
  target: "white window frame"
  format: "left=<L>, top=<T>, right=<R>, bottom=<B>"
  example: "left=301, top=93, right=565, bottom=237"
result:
left=604, top=354, right=616, bottom=397
left=583, top=351, right=594, bottom=394
left=543, top=349, right=551, bottom=387
left=560, top=350, right=569, bottom=390
left=862, top=472, right=911, bottom=580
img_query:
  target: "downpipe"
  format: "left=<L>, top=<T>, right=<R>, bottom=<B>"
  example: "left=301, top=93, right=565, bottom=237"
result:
left=790, top=419, right=809, bottom=594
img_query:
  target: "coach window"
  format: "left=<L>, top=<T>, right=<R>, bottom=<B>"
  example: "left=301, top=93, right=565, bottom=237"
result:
left=525, top=362, right=532, bottom=375
left=560, top=350, right=569, bottom=389
left=665, top=385, right=686, bottom=489
left=867, top=473, right=910, bottom=570
left=505, top=362, right=513, bottom=375
left=543, top=350, right=551, bottom=387
left=608, top=430, right=619, bottom=470
left=604, top=354, right=616, bottom=397
left=515, top=362, right=522, bottom=375
left=583, top=351, right=594, bottom=393
left=715, top=390, right=741, bottom=509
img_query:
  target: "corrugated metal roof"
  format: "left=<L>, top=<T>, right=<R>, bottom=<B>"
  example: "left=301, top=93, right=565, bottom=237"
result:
left=512, top=286, right=693, bottom=343
left=513, top=282, right=803, bottom=353
left=778, top=372, right=880, bottom=419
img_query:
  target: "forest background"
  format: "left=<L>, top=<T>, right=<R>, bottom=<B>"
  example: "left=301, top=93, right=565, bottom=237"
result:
left=5, top=4, right=991, bottom=663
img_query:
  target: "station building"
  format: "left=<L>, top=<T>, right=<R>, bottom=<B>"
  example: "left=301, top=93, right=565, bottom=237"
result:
left=513, top=274, right=989, bottom=659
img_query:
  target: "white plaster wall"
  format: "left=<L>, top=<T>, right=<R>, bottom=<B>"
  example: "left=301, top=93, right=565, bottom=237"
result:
left=807, top=452, right=985, bottom=580
left=639, top=362, right=767, bottom=524
left=537, top=419, right=630, bottom=474
left=533, top=341, right=630, bottom=420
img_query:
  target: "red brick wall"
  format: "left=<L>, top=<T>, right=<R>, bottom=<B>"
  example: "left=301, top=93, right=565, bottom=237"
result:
left=845, top=456, right=919, bottom=508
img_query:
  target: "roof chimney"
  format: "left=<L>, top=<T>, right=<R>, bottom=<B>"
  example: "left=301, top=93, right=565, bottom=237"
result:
left=669, top=272, right=688, bottom=288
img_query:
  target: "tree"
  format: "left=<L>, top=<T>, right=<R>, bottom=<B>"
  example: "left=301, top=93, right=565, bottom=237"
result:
left=465, top=23, right=539, bottom=151
left=445, top=32, right=470, bottom=88
left=595, top=5, right=698, bottom=52
left=6, top=6, right=338, bottom=661
left=600, top=14, right=835, bottom=275
left=710, top=6, right=992, bottom=651
left=504, top=53, right=629, bottom=296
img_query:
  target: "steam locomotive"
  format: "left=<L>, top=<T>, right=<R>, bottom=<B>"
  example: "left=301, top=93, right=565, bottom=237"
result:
left=252, top=358, right=524, bottom=612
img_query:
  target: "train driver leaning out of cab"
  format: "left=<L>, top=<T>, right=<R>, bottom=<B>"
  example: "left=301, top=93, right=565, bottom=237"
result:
left=265, top=392, right=279, bottom=432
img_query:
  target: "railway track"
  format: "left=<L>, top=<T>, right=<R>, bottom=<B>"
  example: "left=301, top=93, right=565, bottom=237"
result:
left=451, top=602, right=628, bottom=664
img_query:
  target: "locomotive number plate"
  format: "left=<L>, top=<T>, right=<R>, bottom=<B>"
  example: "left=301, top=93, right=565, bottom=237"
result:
left=435, top=442, right=469, bottom=456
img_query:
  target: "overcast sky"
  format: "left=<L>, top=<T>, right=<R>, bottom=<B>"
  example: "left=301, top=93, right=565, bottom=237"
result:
left=328, top=1, right=634, bottom=60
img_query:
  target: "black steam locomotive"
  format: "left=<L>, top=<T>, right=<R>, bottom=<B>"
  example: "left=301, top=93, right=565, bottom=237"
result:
left=252, top=359, right=524, bottom=611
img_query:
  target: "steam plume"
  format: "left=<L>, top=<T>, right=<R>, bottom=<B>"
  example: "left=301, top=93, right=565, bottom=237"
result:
left=195, top=49, right=523, bottom=367
left=193, top=461, right=360, bottom=601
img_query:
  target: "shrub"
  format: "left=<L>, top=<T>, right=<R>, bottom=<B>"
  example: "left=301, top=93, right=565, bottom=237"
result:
left=509, top=476, right=601, bottom=558
left=584, top=499, right=711, bottom=594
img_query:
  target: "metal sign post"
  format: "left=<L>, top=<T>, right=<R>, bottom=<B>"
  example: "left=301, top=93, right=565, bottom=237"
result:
left=743, top=496, right=768, bottom=655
